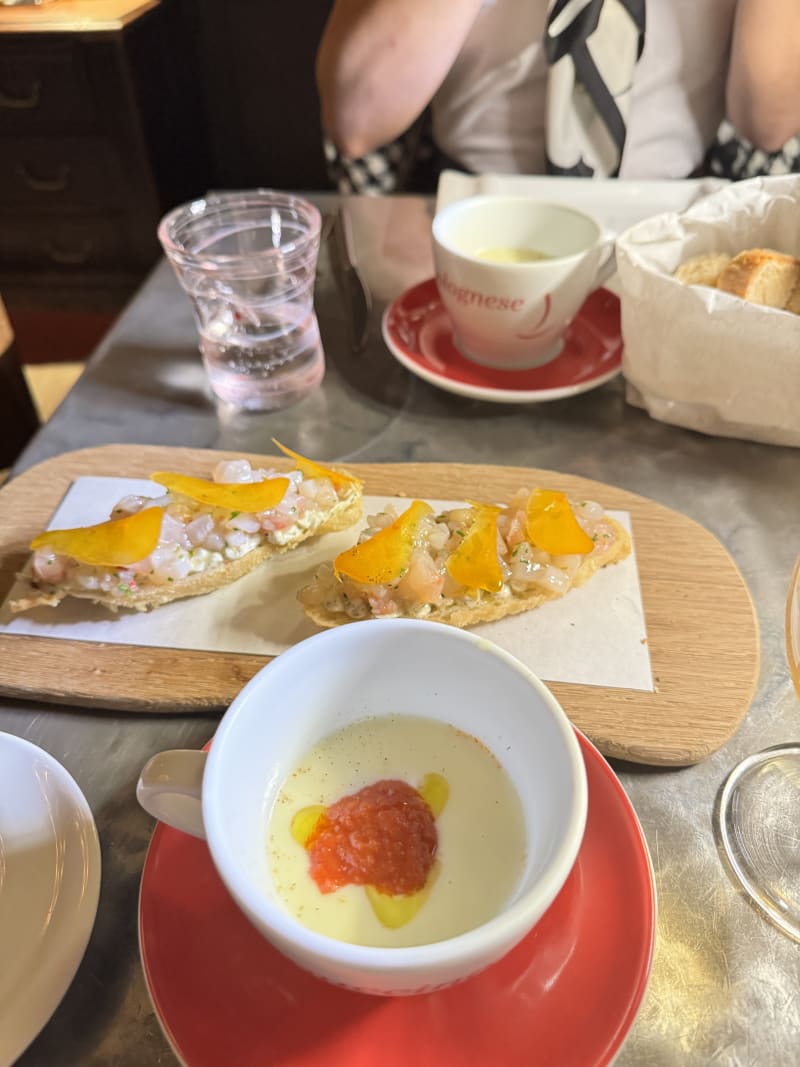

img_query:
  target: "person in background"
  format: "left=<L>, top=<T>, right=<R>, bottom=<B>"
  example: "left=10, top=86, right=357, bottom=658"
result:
left=317, top=0, right=800, bottom=192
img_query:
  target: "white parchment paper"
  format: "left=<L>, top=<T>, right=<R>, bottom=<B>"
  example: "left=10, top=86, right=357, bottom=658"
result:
left=0, top=477, right=653, bottom=691
left=617, top=174, right=800, bottom=447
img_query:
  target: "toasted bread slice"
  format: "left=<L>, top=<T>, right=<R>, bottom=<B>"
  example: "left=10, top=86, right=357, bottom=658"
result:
left=299, top=491, right=631, bottom=630
left=784, top=280, right=800, bottom=315
left=11, top=456, right=362, bottom=614
left=673, top=252, right=731, bottom=288
left=716, top=248, right=800, bottom=308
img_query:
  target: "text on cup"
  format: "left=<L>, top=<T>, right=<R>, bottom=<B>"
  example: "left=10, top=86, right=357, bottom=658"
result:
left=437, top=272, right=524, bottom=311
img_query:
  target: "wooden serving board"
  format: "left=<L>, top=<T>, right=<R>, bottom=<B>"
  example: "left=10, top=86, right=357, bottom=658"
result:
left=0, top=445, right=759, bottom=767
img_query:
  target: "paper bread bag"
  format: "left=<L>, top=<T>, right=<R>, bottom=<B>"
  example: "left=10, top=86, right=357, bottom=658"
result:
left=616, top=175, right=800, bottom=447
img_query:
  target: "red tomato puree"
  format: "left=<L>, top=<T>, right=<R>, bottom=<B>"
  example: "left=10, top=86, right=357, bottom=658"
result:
left=306, top=779, right=438, bottom=895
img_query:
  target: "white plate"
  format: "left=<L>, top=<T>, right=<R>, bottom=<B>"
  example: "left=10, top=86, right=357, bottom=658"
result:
left=435, top=170, right=728, bottom=236
left=0, top=732, right=101, bottom=1066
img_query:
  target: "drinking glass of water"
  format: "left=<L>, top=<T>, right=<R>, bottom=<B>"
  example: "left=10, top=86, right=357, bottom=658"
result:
left=158, top=190, right=325, bottom=412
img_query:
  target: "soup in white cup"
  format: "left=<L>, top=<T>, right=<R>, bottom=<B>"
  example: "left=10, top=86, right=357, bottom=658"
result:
left=136, top=618, right=587, bottom=996
left=432, top=196, right=613, bottom=369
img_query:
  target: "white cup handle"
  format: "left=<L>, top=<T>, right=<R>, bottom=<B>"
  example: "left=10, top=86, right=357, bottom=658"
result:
left=594, top=233, right=618, bottom=289
left=136, top=749, right=208, bottom=839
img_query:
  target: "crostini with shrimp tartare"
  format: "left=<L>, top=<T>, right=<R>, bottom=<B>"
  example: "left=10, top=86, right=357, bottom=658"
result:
left=299, top=489, right=630, bottom=629
left=10, top=442, right=362, bottom=614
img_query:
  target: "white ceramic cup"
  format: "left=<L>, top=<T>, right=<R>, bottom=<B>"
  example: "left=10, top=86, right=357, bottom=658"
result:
left=432, top=195, right=614, bottom=369
left=136, top=618, right=587, bottom=996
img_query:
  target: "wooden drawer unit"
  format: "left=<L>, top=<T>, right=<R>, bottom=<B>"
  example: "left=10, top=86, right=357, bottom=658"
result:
left=0, top=38, right=97, bottom=134
left=0, top=1, right=211, bottom=304
left=0, top=135, right=128, bottom=210
left=0, top=212, right=157, bottom=271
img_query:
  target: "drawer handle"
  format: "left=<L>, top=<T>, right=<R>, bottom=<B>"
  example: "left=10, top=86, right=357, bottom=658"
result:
left=0, top=81, right=41, bottom=110
left=17, top=162, right=71, bottom=193
left=44, top=238, right=93, bottom=265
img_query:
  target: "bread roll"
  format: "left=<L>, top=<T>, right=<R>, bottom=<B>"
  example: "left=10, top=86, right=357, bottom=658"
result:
left=716, top=248, right=800, bottom=309
left=784, top=280, right=800, bottom=315
left=673, top=253, right=731, bottom=288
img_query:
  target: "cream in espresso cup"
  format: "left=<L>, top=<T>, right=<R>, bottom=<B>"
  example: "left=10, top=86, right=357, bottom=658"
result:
left=136, top=619, right=587, bottom=997
left=432, top=195, right=613, bottom=369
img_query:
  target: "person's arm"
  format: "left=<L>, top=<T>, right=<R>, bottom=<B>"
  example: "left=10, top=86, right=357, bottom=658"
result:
left=726, top=0, right=800, bottom=151
left=316, top=0, right=484, bottom=158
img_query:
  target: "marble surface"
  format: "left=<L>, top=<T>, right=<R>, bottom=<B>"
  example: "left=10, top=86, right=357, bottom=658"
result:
left=5, top=193, right=800, bottom=1066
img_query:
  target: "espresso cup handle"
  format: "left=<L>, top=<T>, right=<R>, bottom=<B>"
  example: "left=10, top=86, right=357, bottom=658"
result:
left=136, top=749, right=208, bottom=839
left=594, top=234, right=618, bottom=289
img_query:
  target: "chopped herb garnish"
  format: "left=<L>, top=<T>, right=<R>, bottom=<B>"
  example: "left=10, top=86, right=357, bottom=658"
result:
left=230, top=511, right=240, bottom=519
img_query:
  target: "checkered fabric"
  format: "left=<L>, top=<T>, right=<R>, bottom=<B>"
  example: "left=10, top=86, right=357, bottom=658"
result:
left=323, top=104, right=446, bottom=194
left=544, top=0, right=646, bottom=178
left=323, top=100, right=449, bottom=194
left=708, top=119, right=800, bottom=181
left=324, top=135, right=410, bottom=195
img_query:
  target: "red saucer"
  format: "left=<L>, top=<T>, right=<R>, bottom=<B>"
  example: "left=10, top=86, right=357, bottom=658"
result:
left=139, top=731, right=654, bottom=1067
left=381, top=278, right=623, bottom=403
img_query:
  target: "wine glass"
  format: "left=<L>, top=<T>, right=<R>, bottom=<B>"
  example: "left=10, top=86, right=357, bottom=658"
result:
left=715, top=555, right=800, bottom=942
